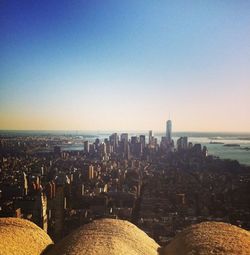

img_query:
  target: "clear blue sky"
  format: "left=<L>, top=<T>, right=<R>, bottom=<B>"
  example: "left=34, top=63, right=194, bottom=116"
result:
left=1, top=1, right=250, bottom=131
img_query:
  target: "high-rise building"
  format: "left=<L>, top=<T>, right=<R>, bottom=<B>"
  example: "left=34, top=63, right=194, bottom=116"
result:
left=33, top=192, right=48, bottom=233
left=134, top=142, right=142, bottom=158
left=166, top=120, right=172, bottom=142
left=177, top=136, right=188, bottom=151
left=105, top=141, right=112, bottom=155
left=109, top=133, right=118, bottom=152
left=139, top=135, right=146, bottom=149
left=119, top=133, right=129, bottom=158
left=88, top=165, right=95, bottom=180
left=100, top=143, right=107, bottom=158
left=131, top=136, right=138, bottom=144
left=21, top=172, right=28, bottom=196
left=120, top=133, right=128, bottom=142
left=84, top=141, right=89, bottom=153
left=54, top=186, right=65, bottom=241
left=149, top=130, right=153, bottom=144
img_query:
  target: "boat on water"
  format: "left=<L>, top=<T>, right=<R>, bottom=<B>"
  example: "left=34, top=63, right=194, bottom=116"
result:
left=209, top=141, right=224, bottom=144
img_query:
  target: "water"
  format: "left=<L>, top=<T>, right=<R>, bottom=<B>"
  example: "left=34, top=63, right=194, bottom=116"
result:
left=158, top=132, right=250, bottom=166
left=57, top=132, right=250, bottom=166
left=1, top=131, right=250, bottom=166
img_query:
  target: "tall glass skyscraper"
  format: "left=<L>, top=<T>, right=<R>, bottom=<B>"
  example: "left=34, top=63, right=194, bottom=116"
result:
left=166, top=120, right=172, bottom=142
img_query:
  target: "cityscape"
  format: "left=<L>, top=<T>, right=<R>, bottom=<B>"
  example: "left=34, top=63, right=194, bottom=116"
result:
left=0, top=120, right=249, bottom=245
left=1, top=1, right=250, bottom=254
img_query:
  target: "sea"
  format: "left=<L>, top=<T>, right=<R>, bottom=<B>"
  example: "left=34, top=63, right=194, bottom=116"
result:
left=82, top=131, right=250, bottom=166
left=1, top=131, right=250, bottom=166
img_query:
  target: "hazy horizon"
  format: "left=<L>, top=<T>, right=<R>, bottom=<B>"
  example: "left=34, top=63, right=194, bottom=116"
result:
left=1, top=1, right=250, bottom=132
left=1, top=129, right=250, bottom=135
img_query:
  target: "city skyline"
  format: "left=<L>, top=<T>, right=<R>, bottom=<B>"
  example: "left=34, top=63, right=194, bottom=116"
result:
left=1, top=1, right=250, bottom=132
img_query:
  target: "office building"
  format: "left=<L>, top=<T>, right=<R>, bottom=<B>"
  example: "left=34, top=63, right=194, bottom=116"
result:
left=166, top=120, right=172, bottom=142
left=84, top=141, right=89, bottom=153
left=177, top=136, right=188, bottom=151
left=149, top=130, right=153, bottom=145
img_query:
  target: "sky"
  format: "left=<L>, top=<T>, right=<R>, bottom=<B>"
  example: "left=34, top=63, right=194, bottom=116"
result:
left=1, top=0, right=250, bottom=132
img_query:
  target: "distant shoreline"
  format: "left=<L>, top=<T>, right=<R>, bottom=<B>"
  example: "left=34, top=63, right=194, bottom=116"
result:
left=0, top=130, right=250, bottom=136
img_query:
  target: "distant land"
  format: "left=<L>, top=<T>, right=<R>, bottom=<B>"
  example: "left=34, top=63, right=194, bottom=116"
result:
left=1, top=130, right=250, bottom=165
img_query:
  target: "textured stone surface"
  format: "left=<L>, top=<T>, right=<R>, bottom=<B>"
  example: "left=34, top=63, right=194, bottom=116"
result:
left=162, top=221, right=250, bottom=255
left=0, top=217, right=53, bottom=255
left=1, top=218, right=250, bottom=255
left=47, top=218, right=160, bottom=255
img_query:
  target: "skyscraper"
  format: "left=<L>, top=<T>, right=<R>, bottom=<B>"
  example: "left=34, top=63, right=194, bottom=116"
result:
left=177, top=136, right=188, bottom=151
left=84, top=141, right=89, bottom=153
left=120, top=133, right=128, bottom=142
left=149, top=130, right=153, bottom=144
left=139, top=135, right=146, bottom=149
left=109, top=133, right=118, bottom=152
left=88, top=165, right=95, bottom=180
left=166, top=120, right=172, bottom=142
